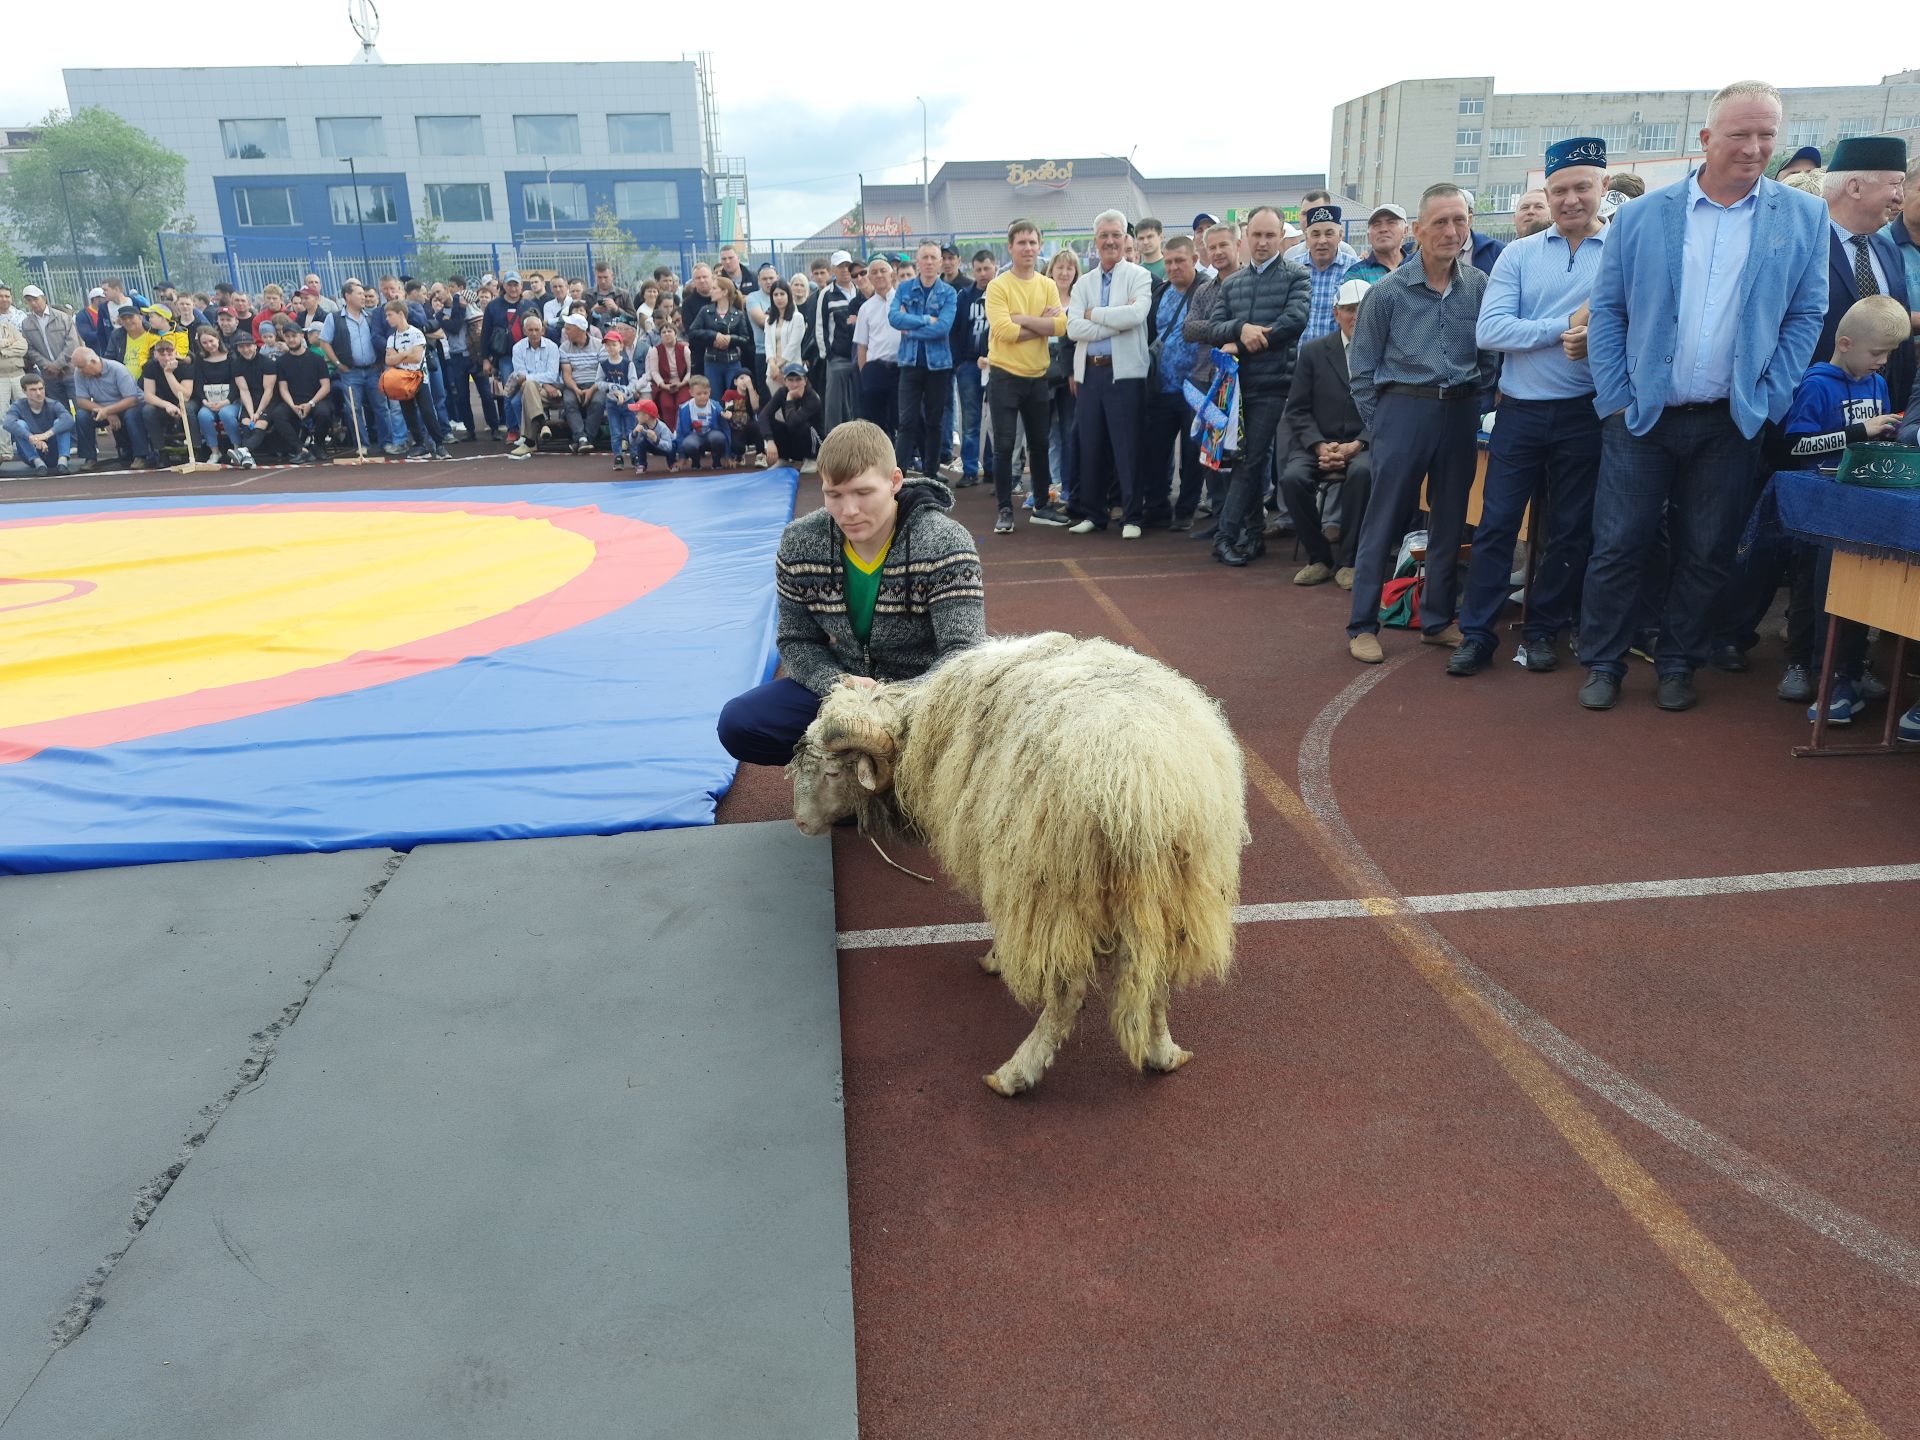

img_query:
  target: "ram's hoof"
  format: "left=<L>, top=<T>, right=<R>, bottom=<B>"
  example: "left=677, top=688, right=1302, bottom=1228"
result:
left=1145, top=1045, right=1193, bottom=1073
left=977, top=948, right=1001, bottom=975
left=983, top=1069, right=1031, bottom=1097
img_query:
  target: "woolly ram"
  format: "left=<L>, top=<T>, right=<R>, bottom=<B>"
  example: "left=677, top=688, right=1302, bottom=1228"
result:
left=788, top=632, right=1248, bottom=1095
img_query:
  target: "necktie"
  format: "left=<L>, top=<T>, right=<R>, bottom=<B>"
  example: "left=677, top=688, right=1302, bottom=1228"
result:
left=1851, top=236, right=1879, bottom=298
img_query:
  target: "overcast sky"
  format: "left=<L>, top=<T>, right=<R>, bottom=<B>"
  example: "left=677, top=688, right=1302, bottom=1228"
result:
left=11, top=14, right=1901, bottom=240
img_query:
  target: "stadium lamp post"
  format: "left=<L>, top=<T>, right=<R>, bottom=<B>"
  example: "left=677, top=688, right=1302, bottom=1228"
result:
left=915, top=97, right=929, bottom=235
left=340, top=156, right=372, bottom=279
left=58, top=167, right=90, bottom=297
left=543, top=155, right=558, bottom=245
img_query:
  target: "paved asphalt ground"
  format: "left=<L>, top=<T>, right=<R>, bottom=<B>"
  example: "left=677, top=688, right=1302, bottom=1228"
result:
left=11, top=447, right=1919, bottom=1437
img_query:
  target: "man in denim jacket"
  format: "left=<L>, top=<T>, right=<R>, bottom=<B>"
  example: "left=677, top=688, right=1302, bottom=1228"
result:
left=888, top=240, right=957, bottom=478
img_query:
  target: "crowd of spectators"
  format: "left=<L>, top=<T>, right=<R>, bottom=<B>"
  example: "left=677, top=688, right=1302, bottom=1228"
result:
left=4, top=78, right=1918, bottom=736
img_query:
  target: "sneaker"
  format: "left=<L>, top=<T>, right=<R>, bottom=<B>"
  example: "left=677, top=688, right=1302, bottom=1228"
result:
left=1334, top=566, right=1355, bottom=590
left=1029, top=505, right=1070, bottom=527
left=755, top=454, right=770, bottom=468
left=1899, top=702, right=1920, bottom=744
left=448, top=422, right=470, bottom=439
left=1446, top=641, right=1494, bottom=676
left=1068, top=519, right=1099, bottom=535
left=1021, top=491, right=1035, bottom=509
left=612, top=454, right=624, bottom=471
left=431, top=444, right=452, bottom=461
left=1776, top=664, right=1813, bottom=702
left=384, top=441, right=410, bottom=458
left=1857, top=665, right=1889, bottom=703
left=505, top=429, right=520, bottom=446
left=956, top=473, right=983, bottom=489
left=1518, top=637, right=1559, bottom=673
left=993, top=507, right=1015, bottom=534
left=405, top=444, right=433, bottom=463
left=1292, top=562, right=1334, bottom=586
left=508, top=440, right=533, bottom=459
left=1121, top=523, right=1142, bottom=540
left=234, top=446, right=256, bottom=469
left=1011, top=479, right=1027, bottom=496
left=491, top=427, right=507, bottom=442
left=54, top=457, right=73, bottom=474
left=1806, top=677, right=1865, bottom=726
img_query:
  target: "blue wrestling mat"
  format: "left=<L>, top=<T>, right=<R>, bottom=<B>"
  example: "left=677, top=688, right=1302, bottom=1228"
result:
left=0, top=472, right=797, bottom=872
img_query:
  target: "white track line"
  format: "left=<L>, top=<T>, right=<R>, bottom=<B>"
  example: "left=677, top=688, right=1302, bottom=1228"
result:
left=835, top=861, right=1920, bottom=949
left=1295, top=655, right=1920, bottom=1292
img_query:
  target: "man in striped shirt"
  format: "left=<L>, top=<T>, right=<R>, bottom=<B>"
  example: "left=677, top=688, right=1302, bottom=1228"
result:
left=1449, top=137, right=1612, bottom=678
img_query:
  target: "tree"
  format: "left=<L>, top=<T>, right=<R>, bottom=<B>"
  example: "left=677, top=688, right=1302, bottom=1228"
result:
left=0, top=224, right=25, bottom=294
left=587, top=205, right=639, bottom=287
left=0, top=108, right=188, bottom=263
left=409, top=201, right=452, bottom=282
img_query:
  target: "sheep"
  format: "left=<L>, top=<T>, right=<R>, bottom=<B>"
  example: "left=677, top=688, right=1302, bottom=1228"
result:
left=788, top=632, right=1248, bottom=1096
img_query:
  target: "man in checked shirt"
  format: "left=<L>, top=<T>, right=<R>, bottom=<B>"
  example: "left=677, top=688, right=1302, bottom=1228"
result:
left=1343, top=182, right=1499, bottom=663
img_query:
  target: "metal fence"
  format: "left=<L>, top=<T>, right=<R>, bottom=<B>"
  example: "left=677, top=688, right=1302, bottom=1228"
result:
left=18, top=256, right=166, bottom=308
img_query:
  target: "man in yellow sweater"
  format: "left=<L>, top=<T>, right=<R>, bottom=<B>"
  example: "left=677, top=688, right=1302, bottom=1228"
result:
left=984, top=218, right=1070, bottom=532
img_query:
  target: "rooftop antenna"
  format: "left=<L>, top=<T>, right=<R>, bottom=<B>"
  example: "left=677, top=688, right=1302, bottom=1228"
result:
left=348, top=0, right=383, bottom=63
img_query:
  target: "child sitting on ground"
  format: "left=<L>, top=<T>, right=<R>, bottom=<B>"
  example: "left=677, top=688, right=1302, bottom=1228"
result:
left=628, top=399, right=678, bottom=473
left=1775, top=294, right=1909, bottom=726
left=674, top=375, right=731, bottom=470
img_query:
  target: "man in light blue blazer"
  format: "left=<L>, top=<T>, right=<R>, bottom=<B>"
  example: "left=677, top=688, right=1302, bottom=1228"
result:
left=1577, top=80, right=1828, bottom=713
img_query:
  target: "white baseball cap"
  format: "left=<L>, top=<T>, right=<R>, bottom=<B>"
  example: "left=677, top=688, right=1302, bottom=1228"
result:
left=830, top=249, right=853, bottom=267
left=563, top=312, right=589, bottom=330
left=22, top=284, right=44, bottom=298
left=1335, top=278, right=1372, bottom=307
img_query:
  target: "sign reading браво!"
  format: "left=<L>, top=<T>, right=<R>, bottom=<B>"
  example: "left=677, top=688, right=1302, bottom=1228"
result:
left=1007, top=161, right=1073, bottom=189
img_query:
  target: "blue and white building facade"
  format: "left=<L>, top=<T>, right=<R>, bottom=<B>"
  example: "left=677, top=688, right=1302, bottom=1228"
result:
left=62, top=61, right=718, bottom=279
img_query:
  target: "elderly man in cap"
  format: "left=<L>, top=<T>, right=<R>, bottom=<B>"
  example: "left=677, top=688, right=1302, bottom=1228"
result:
left=1344, top=183, right=1498, bottom=661
left=1818, top=135, right=1913, bottom=410
left=1347, top=204, right=1409, bottom=284
left=18, top=285, right=79, bottom=416
left=559, top=311, right=608, bottom=453
left=1576, top=79, right=1828, bottom=712
left=1297, top=202, right=1355, bottom=344
left=1449, top=137, right=1613, bottom=679
left=1279, top=276, right=1374, bottom=587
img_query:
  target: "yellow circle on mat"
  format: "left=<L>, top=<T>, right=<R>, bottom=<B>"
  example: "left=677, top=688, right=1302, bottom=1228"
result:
left=4, top=509, right=596, bottom=729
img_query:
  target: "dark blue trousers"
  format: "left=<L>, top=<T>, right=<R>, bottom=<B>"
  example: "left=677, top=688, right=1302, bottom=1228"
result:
left=1067, top=366, right=1144, bottom=529
left=1577, top=405, right=1764, bottom=679
left=1348, top=392, right=1479, bottom=637
left=1143, top=387, right=1200, bottom=525
left=1460, top=395, right=1601, bottom=649
left=717, top=678, right=823, bottom=767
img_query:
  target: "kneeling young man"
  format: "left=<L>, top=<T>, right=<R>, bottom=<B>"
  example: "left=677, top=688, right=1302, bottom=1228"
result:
left=718, top=419, right=985, bottom=765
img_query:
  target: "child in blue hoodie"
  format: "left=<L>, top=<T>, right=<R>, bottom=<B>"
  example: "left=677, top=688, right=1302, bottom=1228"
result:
left=674, top=375, right=731, bottom=469
left=1775, top=295, right=1908, bottom=725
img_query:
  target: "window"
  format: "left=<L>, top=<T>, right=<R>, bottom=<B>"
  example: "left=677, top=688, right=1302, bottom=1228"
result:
left=514, top=114, right=580, bottom=155
left=1592, top=125, right=1633, bottom=157
left=1539, top=125, right=1583, bottom=155
left=317, top=116, right=385, bottom=157
left=1483, top=184, right=1521, bottom=213
left=1458, top=96, right=1484, bottom=115
left=613, top=180, right=679, bottom=221
left=1787, top=121, right=1824, bottom=150
left=608, top=113, right=672, bottom=153
left=233, top=185, right=299, bottom=227
left=1453, top=156, right=1479, bottom=176
left=1836, top=117, right=1877, bottom=141
left=522, top=181, right=589, bottom=225
left=328, top=184, right=396, bottom=226
left=220, top=118, right=289, bottom=159
left=1456, top=128, right=1481, bottom=147
left=1488, top=128, right=1526, bottom=157
left=416, top=114, right=483, bottom=156
left=426, top=182, right=494, bottom=223
left=1638, top=121, right=1679, bottom=154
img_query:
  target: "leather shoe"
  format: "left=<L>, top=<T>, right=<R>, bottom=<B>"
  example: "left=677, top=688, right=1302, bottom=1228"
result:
left=1710, top=644, right=1748, bottom=673
left=1446, top=641, right=1493, bottom=676
left=1422, top=622, right=1465, bottom=648
left=1519, top=637, right=1558, bottom=672
left=1656, top=671, right=1697, bottom=711
left=1212, top=539, right=1251, bottom=567
left=1348, top=632, right=1384, bottom=664
left=1578, top=670, right=1620, bottom=710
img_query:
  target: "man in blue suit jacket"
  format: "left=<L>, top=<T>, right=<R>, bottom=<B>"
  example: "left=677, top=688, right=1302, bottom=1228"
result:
left=1577, top=80, right=1828, bottom=713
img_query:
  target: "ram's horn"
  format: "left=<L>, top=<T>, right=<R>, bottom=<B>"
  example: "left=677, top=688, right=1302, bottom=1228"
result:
left=822, top=719, right=896, bottom=792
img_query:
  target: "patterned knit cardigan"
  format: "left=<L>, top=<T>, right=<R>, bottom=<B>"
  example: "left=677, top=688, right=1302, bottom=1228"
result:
left=775, top=479, right=985, bottom=696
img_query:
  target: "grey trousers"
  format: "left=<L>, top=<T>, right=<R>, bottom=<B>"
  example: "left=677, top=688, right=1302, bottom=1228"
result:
left=824, top=358, right=858, bottom=430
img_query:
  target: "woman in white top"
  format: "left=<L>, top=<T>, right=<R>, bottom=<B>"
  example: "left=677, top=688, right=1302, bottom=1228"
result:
left=759, top=280, right=807, bottom=391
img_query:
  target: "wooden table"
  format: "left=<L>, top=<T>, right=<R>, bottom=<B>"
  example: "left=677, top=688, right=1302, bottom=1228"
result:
left=1795, top=549, right=1920, bottom=757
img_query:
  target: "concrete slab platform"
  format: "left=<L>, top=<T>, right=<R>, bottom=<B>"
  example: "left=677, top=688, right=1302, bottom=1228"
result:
left=0, top=849, right=400, bottom=1417
left=2, top=823, right=855, bottom=1439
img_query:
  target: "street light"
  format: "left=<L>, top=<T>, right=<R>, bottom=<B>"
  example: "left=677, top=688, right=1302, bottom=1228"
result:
left=339, top=156, right=372, bottom=280
left=914, top=97, right=930, bottom=237
left=58, top=167, right=90, bottom=301
left=543, top=155, right=558, bottom=245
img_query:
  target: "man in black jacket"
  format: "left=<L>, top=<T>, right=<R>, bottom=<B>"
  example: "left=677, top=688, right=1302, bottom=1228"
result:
left=1279, top=278, right=1374, bottom=587
left=762, top=360, right=826, bottom=466
left=1194, top=206, right=1311, bottom=565
left=479, top=273, right=543, bottom=444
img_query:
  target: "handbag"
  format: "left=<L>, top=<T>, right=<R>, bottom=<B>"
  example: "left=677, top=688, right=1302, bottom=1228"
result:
left=380, top=366, right=423, bottom=401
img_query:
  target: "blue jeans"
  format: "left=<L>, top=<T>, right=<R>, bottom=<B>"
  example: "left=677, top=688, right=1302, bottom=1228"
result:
left=1577, top=405, right=1765, bottom=678
left=4, top=418, right=72, bottom=468
left=1459, top=395, right=1602, bottom=648
left=427, top=357, right=449, bottom=428
left=196, top=403, right=242, bottom=455
left=717, top=678, right=823, bottom=766
left=608, top=401, right=637, bottom=459
left=1048, top=382, right=1077, bottom=508
left=333, top=367, right=381, bottom=451
left=704, top=357, right=743, bottom=398
left=954, top=362, right=986, bottom=476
